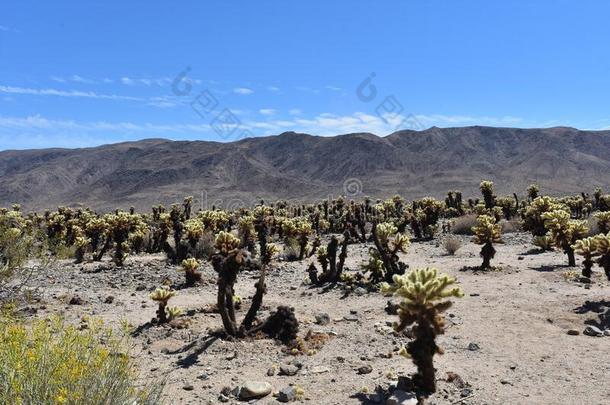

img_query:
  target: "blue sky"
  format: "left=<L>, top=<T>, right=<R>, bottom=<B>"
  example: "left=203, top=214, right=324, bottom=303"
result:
left=1, top=1, right=610, bottom=150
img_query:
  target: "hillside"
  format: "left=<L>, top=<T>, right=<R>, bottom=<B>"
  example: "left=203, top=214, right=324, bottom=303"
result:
left=2, top=126, right=610, bottom=211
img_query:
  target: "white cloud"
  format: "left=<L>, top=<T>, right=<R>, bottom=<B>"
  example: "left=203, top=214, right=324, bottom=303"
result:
left=233, top=87, right=254, bottom=95
left=0, top=85, right=144, bottom=101
left=259, top=108, right=276, bottom=116
left=0, top=25, right=9, bottom=31
left=120, top=77, right=135, bottom=86
left=267, top=86, right=280, bottom=92
left=51, top=76, right=66, bottom=83
left=325, top=85, right=342, bottom=91
left=71, top=75, right=94, bottom=84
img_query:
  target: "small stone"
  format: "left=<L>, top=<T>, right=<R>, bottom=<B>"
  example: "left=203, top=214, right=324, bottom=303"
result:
left=277, top=386, right=297, bottom=402
left=500, top=379, right=512, bottom=385
left=136, top=284, right=146, bottom=291
left=385, top=389, right=417, bottom=405
left=104, top=295, right=115, bottom=304
left=604, top=329, right=610, bottom=337
left=354, top=287, right=367, bottom=296
left=567, top=329, right=580, bottom=336
left=69, top=296, right=84, bottom=305
left=357, top=365, right=373, bottom=374
left=344, top=315, right=358, bottom=322
left=239, top=381, right=272, bottom=400
left=583, top=325, right=603, bottom=337
left=460, top=388, right=473, bottom=397
left=280, top=364, right=299, bottom=376
left=182, top=384, right=194, bottom=391
left=467, top=342, right=480, bottom=351
left=311, top=366, right=330, bottom=374
left=267, top=367, right=276, bottom=376
left=315, top=313, right=331, bottom=325
left=218, top=394, right=229, bottom=402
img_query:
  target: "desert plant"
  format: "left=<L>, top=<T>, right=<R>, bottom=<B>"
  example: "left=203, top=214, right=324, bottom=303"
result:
left=527, top=184, right=540, bottom=201
left=149, top=286, right=179, bottom=324
left=364, top=222, right=410, bottom=283
left=441, top=235, right=462, bottom=255
left=533, top=235, right=554, bottom=251
left=593, top=232, right=610, bottom=280
left=472, top=215, right=502, bottom=269
left=479, top=180, right=496, bottom=209
left=521, top=196, right=566, bottom=240
left=573, top=237, right=599, bottom=278
left=180, top=257, right=202, bottom=285
left=542, top=210, right=588, bottom=266
left=594, top=211, right=610, bottom=234
left=381, top=267, right=464, bottom=393
left=450, top=214, right=477, bottom=235
left=105, top=211, right=146, bottom=266
left=310, top=231, right=349, bottom=284
left=0, top=316, right=164, bottom=405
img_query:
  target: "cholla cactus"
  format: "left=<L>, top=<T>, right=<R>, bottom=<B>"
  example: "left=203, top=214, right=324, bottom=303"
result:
left=237, top=215, right=256, bottom=252
left=180, top=257, right=202, bottom=285
left=150, top=286, right=177, bottom=324
left=381, top=267, right=464, bottom=393
left=573, top=237, right=599, bottom=278
left=521, top=196, right=566, bottom=239
left=214, top=231, right=240, bottom=255
left=183, top=218, right=204, bottom=248
left=593, top=233, right=610, bottom=280
left=197, top=210, right=230, bottom=232
left=594, top=211, right=610, bottom=234
left=472, top=215, right=502, bottom=269
left=479, top=180, right=495, bottom=209
left=542, top=210, right=588, bottom=266
left=527, top=184, right=539, bottom=201
left=104, top=211, right=145, bottom=266
left=367, top=222, right=410, bottom=282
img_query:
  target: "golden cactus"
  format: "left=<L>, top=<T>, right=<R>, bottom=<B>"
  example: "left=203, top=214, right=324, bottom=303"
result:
left=542, top=210, right=588, bottom=266
left=593, top=232, right=610, bottom=280
left=573, top=237, right=599, bottom=278
left=150, top=286, right=177, bottom=323
left=594, top=211, right=610, bottom=234
left=180, top=257, right=202, bottom=285
left=471, top=215, right=502, bottom=269
left=214, top=231, right=240, bottom=255
left=381, top=267, right=463, bottom=393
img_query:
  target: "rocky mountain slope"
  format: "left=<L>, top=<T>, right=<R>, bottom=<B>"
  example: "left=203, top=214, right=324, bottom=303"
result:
left=2, top=126, right=610, bottom=211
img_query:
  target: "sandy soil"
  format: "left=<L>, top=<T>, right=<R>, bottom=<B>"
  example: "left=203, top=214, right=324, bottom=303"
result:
left=19, top=231, right=610, bottom=405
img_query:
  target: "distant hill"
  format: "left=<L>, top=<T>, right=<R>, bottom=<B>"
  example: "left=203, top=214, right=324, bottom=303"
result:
left=2, top=126, right=610, bottom=212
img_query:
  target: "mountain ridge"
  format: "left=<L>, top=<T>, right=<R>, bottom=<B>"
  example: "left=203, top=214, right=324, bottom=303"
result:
left=2, top=126, right=609, bottom=211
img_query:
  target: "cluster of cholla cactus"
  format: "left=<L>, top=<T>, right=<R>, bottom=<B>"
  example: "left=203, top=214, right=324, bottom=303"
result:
left=149, top=286, right=182, bottom=324
left=573, top=233, right=610, bottom=280
left=472, top=215, right=502, bottom=269
left=308, top=231, right=350, bottom=284
left=479, top=180, right=496, bottom=209
left=381, top=267, right=464, bottom=393
left=521, top=196, right=567, bottom=250
left=363, top=222, right=410, bottom=282
left=541, top=210, right=588, bottom=266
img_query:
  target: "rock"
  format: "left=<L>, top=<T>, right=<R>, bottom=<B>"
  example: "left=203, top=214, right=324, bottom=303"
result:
left=182, top=384, right=194, bottom=391
left=344, top=315, right=359, bottom=322
left=104, top=295, right=115, bottom=304
left=385, top=390, right=417, bottom=405
left=461, top=388, right=473, bottom=397
left=605, top=329, right=610, bottom=337
left=238, top=381, right=272, bottom=400
left=267, top=366, right=277, bottom=376
left=315, top=313, right=330, bottom=325
left=280, top=364, right=299, bottom=376
left=357, top=365, right=373, bottom=374
left=354, top=287, right=367, bottom=296
left=500, top=379, right=512, bottom=385
left=567, top=329, right=580, bottom=336
left=218, top=394, right=229, bottom=402
left=136, top=284, right=147, bottom=291
left=69, top=295, right=84, bottom=305
left=467, top=342, right=480, bottom=351
left=277, top=386, right=297, bottom=402
left=583, top=325, right=603, bottom=337
left=311, top=366, right=330, bottom=374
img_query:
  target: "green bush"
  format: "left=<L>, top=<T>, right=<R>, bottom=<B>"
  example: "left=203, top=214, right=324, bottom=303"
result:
left=0, top=316, right=164, bottom=405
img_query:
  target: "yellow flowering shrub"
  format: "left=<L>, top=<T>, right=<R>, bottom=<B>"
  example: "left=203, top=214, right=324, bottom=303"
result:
left=0, top=317, right=163, bottom=405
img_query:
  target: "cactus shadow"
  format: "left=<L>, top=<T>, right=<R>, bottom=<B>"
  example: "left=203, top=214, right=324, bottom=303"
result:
left=574, top=300, right=610, bottom=330
left=175, top=335, right=220, bottom=368
left=530, top=264, right=570, bottom=272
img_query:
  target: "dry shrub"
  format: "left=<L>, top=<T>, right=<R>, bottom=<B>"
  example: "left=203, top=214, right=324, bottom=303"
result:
left=284, top=329, right=332, bottom=356
left=442, top=235, right=462, bottom=255
left=450, top=214, right=477, bottom=235
left=194, top=231, right=215, bottom=258
left=500, top=219, right=522, bottom=233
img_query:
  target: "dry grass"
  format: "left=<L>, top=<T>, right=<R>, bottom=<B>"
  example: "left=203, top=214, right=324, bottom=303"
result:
left=442, top=235, right=463, bottom=255
left=450, top=214, right=477, bottom=235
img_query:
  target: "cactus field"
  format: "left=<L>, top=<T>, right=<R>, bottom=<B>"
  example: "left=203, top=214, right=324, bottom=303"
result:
left=1, top=183, right=609, bottom=404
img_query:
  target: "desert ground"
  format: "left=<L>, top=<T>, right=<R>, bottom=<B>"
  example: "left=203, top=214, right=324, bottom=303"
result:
left=18, top=231, right=610, bottom=405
